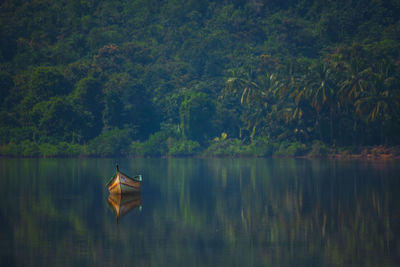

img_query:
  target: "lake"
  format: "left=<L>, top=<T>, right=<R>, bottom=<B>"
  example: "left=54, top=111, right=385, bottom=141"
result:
left=0, top=158, right=399, bottom=266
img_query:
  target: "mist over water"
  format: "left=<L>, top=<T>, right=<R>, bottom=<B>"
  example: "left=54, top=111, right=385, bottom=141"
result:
left=0, top=158, right=399, bottom=266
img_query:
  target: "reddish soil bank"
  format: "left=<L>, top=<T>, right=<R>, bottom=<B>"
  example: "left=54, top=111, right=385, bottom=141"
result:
left=329, top=146, right=400, bottom=159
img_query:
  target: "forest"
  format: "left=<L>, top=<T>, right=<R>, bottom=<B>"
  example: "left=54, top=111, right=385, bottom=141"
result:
left=1, top=0, right=400, bottom=157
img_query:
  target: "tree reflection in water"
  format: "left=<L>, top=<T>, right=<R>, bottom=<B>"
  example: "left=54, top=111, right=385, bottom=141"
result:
left=0, top=158, right=398, bottom=266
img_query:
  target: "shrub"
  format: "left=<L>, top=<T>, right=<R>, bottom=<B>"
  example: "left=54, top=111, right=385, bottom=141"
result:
left=0, top=143, right=21, bottom=156
left=309, top=140, right=329, bottom=157
left=275, top=141, right=308, bottom=157
left=88, top=128, right=132, bottom=157
left=140, top=131, right=168, bottom=156
left=129, top=141, right=143, bottom=157
left=168, top=139, right=201, bottom=156
left=249, top=136, right=274, bottom=157
left=9, top=127, right=36, bottom=144
left=21, top=140, right=40, bottom=157
left=0, top=127, right=10, bottom=145
left=57, top=142, right=82, bottom=157
left=204, top=138, right=250, bottom=157
left=39, top=143, right=58, bottom=157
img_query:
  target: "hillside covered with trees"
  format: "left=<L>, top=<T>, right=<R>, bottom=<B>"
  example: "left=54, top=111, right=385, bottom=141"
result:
left=1, top=0, right=400, bottom=157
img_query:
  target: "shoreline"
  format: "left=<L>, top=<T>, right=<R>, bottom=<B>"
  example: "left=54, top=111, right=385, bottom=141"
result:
left=1, top=145, right=399, bottom=159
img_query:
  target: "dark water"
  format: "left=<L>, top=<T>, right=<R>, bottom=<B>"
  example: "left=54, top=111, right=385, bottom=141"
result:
left=0, top=158, right=399, bottom=266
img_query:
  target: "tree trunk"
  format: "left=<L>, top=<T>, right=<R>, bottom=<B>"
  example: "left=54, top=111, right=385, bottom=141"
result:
left=330, top=107, right=334, bottom=145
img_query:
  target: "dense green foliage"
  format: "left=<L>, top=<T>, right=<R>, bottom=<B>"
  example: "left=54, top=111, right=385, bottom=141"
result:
left=1, top=0, right=400, bottom=156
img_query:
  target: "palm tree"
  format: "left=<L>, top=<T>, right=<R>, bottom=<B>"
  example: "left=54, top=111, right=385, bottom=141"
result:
left=354, top=60, right=400, bottom=144
left=337, top=57, right=371, bottom=144
left=298, top=62, right=338, bottom=144
left=222, top=67, right=276, bottom=141
left=224, top=68, right=261, bottom=105
left=339, top=57, right=370, bottom=102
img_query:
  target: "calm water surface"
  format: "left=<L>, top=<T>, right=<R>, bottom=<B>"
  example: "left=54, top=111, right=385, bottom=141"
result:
left=0, top=158, right=399, bottom=266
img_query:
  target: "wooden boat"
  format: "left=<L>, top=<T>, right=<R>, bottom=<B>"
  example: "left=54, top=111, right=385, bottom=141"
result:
left=107, top=165, right=142, bottom=194
left=107, top=192, right=142, bottom=223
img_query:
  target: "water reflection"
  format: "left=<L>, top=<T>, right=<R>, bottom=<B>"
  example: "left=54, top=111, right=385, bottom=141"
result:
left=0, top=158, right=398, bottom=266
left=107, top=193, right=142, bottom=223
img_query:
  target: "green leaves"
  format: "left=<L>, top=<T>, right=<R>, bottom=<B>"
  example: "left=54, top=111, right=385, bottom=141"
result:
left=28, top=67, right=72, bottom=101
left=180, top=92, right=215, bottom=143
left=1, top=0, right=400, bottom=152
left=31, top=96, right=92, bottom=143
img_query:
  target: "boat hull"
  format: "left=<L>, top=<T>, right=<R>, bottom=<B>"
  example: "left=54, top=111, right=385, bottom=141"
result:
left=107, top=172, right=142, bottom=194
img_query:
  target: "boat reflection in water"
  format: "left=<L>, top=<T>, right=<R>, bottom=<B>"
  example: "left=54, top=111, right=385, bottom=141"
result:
left=107, top=192, right=142, bottom=223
